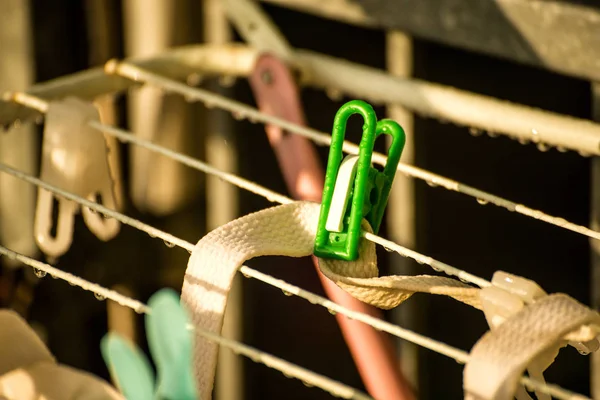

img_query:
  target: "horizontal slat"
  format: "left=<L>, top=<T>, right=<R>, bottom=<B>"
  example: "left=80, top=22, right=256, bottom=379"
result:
left=3, top=44, right=600, bottom=155
left=262, top=0, right=600, bottom=82
left=0, top=44, right=258, bottom=127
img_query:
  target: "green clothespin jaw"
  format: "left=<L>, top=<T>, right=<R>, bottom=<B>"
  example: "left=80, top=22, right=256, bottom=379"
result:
left=314, top=100, right=405, bottom=261
left=101, top=289, right=197, bottom=400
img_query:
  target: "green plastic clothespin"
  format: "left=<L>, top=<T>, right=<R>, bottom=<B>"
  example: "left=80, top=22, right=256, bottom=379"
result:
left=101, top=289, right=197, bottom=400
left=314, top=100, right=405, bottom=261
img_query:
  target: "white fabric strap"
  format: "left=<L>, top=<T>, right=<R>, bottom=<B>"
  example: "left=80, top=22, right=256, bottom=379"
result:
left=182, top=201, right=479, bottom=399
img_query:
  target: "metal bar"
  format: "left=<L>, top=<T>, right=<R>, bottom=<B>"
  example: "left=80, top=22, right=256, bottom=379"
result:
left=386, top=30, right=419, bottom=393
left=4, top=44, right=600, bottom=156
left=202, top=0, right=244, bottom=398
left=294, top=49, right=600, bottom=156
left=590, top=82, right=600, bottom=399
left=0, top=0, right=37, bottom=269
left=261, top=0, right=600, bottom=82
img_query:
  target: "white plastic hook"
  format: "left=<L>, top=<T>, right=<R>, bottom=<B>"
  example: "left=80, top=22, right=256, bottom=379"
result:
left=34, top=97, right=120, bottom=258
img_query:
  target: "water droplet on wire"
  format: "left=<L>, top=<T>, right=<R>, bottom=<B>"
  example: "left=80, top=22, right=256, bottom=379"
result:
left=34, top=268, right=47, bottom=278
left=469, top=128, right=482, bottom=137
left=536, top=143, right=550, bottom=152
left=94, top=292, right=107, bottom=301
left=325, top=88, right=343, bottom=101
left=476, top=198, right=489, bottom=205
left=218, top=75, right=236, bottom=87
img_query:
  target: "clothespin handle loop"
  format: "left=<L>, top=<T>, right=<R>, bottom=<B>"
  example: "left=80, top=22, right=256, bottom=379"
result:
left=315, top=100, right=377, bottom=261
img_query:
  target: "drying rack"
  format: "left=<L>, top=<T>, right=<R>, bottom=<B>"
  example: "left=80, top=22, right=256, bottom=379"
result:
left=1, top=1, right=600, bottom=399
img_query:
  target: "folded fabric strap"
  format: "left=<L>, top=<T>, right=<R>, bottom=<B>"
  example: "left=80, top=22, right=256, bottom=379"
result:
left=0, top=310, right=123, bottom=400
left=464, top=294, right=600, bottom=400
left=181, top=201, right=479, bottom=399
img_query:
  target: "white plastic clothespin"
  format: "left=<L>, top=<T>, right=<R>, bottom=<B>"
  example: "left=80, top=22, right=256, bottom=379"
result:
left=34, top=97, right=120, bottom=259
left=479, top=271, right=600, bottom=400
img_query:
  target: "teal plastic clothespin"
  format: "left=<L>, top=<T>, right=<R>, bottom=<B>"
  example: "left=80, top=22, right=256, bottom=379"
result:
left=100, top=289, right=197, bottom=400
left=314, top=100, right=406, bottom=261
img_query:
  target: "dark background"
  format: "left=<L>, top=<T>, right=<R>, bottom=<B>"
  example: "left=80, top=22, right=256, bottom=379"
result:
left=1, top=1, right=593, bottom=398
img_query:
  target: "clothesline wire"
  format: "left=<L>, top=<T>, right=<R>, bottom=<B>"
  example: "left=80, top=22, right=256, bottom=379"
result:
left=103, top=60, right=600, bottom=243
left=0, top=167, right=586, bottom=400
left=0, top=246, right=372, bottom=400
left=0, top=84, right=592, bottom=399
left=8, top=91, right=490, bottom=289
left=0, top=164, right=588, bottom=400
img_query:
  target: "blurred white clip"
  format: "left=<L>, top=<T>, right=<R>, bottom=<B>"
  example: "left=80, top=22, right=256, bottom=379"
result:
left=34, top=97, right=120, bottom=258
left=480, top=271, right=599, bottom=400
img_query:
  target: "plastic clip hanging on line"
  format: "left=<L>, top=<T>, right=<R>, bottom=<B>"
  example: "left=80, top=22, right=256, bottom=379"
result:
left=314, top=100, right=406, bottom=261
left=478, top=271, right=600, bottom=400
left=101, top=289, right=197, bottom=400
left=34, top=97, right=120, bottom=259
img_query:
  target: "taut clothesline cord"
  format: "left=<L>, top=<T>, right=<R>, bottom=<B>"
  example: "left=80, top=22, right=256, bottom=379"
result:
left=7, top=91, right=491, bottom=289
left=102, top=61, right=600, bottom=243
left=0, top=163, right=588, bottom=400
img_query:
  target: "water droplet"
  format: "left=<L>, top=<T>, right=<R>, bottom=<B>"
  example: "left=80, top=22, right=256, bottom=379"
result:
left=536, top=143, right=550, bottom=152
left=578, top=349, right=590, bottom=356
left=163, top=240, right=175, bottom=248
left=50, top=274, right=58, bottom=280
left=383, top=246, right=394, bottom=252
left=34, top=268, right=47, bottom=278
left=94, top=292, right=106, bottom=301
left=531, top=128, right=540, bottom=143
left=328, top=309, right=337, bottom=315
left=579, top=151, right=591, bottom=157
left=282, top=290, right=293, bottom=297
left=468, top=127, right=482, bottom=136
left=232, top=111, right=245, bottom=120
left=186, top=73, right=203, bottom=86
left=219, top=75, right=236, bottom=88
left=283, top=372, right=293, bottom=379
left=518, top=138, right=529, bottom=145
left=476, top=198, right=489, bottom=205
left=148, top=232, right=157, bottom=238
left=241, top=271, right=251, bottom=278
left=557, top=146, right=567, bottom=153
left=302, top=381, right=314, bottom=388
left=68, top=281, right=76, bottom=286
left=426, top=181, right=438, bottom=188
left=431, top=265, right=442, bottom=272
left=325, top=87, right=343, bottom=101
left=486, top=131, right=498, bottom=138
